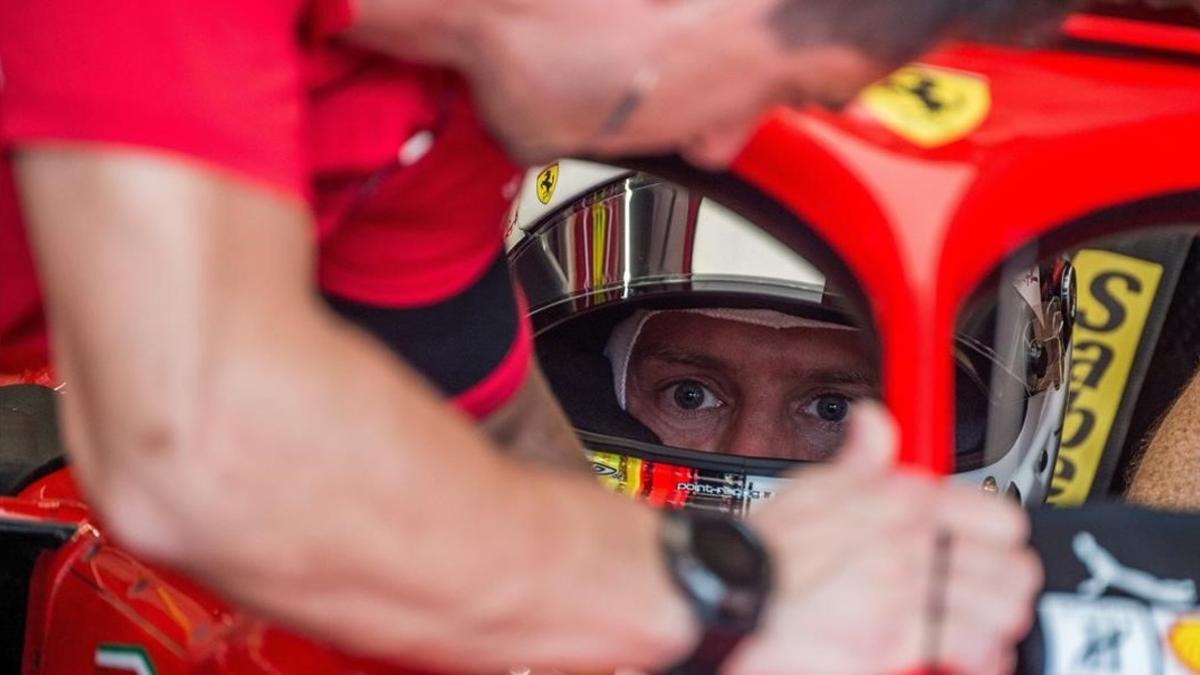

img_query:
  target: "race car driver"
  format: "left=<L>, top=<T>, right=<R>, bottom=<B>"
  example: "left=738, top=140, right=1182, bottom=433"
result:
left=513, top=171, right=1074, bottom=511
left=1, top=1, right=1066, bottom=672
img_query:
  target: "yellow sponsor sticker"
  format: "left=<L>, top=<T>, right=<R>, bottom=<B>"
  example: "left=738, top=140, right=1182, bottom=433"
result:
left=588, top=450, right=643, bottom=499
left=1048, top=250, right=1163, bottom=506
left=859, top=65, right=991, bottom=148
left=1170, top=616, right=1200, bottom=673
left=535, top=162, right=559, bottom=205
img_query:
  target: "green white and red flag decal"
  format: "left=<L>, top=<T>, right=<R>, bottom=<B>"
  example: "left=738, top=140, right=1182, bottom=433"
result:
left=95, top=644, right=156, bottom=675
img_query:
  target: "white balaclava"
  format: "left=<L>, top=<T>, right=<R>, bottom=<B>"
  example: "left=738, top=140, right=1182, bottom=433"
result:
left=604, top=309, right=856, bottom=410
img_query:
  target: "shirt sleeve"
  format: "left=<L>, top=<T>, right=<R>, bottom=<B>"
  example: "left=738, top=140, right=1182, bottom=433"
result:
left=0, top=0, right=308, bottom=197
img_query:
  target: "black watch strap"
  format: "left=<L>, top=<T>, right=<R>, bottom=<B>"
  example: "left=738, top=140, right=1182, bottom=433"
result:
left=659, top=509, right=772, bottom=675
left=662, top=628, right=747, bottom=675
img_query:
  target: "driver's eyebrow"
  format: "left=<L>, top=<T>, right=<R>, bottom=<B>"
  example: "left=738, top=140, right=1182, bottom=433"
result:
left=640, top=347, right=728, bottom=372
left=642, top=349, right=876, bottom=390
left=797, top=367, right=879, bottom=390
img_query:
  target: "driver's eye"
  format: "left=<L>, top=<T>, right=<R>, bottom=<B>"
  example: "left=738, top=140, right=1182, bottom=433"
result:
left=806, top=395, right=851, bottom=422
left=670, top=381, right=723, bottom=411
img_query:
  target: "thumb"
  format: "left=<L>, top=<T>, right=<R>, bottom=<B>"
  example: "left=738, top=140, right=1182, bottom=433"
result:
left=833, top=400, right=899, bottom=477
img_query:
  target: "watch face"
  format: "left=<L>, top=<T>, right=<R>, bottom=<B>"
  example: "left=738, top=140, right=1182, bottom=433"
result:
left=692, top=516, right=767, bottom=588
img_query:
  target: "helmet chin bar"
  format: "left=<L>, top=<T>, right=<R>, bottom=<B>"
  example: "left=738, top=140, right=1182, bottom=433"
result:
left=581, top=431, right=796, bottom=519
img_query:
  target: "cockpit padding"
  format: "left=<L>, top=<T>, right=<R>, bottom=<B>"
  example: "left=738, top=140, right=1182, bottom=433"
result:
left=0, top=385, right=67, bottom=496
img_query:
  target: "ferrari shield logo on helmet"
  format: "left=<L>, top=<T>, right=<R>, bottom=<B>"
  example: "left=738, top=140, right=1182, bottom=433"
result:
left=535, top=162, right=559, bottom=205
left=859, top=65, right=991, bottom=148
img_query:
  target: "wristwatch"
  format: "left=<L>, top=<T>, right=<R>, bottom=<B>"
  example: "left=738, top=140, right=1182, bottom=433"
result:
left=660, top=509, right=773, bottom=675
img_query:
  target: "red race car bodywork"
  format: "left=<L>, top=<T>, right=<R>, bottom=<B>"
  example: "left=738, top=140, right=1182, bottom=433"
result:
left=2, top=6, right=1199, bottom=674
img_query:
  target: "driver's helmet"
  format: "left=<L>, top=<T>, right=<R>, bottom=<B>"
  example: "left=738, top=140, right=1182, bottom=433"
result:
left=507, top=164, right=1075, bottom=516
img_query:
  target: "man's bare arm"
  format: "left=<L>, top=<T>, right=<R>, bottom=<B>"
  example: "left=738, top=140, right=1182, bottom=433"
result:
left=482, top=364, right=592, bottom=473
left=1127, top=368, right=1200, bottom=511
left=15, top=146, right=1044, bottom=675
left=14, top=147, right=693, bottom=672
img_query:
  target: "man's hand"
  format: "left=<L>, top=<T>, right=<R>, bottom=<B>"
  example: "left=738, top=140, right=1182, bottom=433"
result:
left=347, top=0, right=670, bottom=162
left=349, top=0, right=883, bottom=167
left=349, top=0, right=1086, bottom=169
left=730, top=403, right=1041, bottom=675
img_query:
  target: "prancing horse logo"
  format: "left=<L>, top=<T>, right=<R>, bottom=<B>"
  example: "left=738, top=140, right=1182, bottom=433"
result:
left=535, top=163, right=559, bottom=205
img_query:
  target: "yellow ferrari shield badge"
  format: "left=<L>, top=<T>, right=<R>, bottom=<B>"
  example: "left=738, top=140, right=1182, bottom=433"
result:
left=535, top=163, right=559, bottom=205
left=860, top=65, right=991, bottom=148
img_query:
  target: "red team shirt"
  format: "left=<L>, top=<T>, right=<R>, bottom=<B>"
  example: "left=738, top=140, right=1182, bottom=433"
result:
left=0, top=0, right=531, bottom=418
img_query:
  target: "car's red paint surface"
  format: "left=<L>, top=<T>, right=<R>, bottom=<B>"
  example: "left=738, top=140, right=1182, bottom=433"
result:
left=736, top=34, right=1200, bottom=473
left=4, top=9, right=1200, bottom=673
